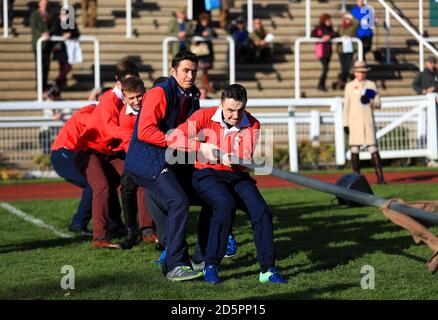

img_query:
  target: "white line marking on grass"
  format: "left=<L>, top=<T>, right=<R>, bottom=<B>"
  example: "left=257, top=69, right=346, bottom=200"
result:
left=0, top=202, right=72, bottom=239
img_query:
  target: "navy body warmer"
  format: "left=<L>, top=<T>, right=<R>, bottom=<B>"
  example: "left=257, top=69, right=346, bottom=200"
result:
left=125, top=76, right=200, bottom=181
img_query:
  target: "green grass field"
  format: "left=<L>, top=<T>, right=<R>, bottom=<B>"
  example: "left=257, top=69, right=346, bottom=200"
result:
left=1, top=183, right=438, bottom=300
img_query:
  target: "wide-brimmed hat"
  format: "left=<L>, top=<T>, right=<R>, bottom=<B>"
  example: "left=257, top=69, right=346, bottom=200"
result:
left=351, top=60, right=370, bottom=73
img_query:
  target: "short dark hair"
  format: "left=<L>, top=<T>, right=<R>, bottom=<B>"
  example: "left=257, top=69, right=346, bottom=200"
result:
left=171, top=50, right=198, bottom=69
left=121, top=76, right=145, bottom=93
left=221, top=84, right=247, bottom=103
left=115, top=59, right=139, bottom=81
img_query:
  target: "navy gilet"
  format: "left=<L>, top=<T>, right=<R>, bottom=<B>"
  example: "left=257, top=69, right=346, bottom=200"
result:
left=124, top=76, right=200, bottom=181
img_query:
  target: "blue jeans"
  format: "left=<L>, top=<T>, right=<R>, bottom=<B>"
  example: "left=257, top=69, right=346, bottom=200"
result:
left=51, top=148, right=92, bottom=227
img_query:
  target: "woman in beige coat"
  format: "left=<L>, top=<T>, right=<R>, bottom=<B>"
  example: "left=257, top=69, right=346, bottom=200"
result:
left=343, top=61, right=386, bottom=184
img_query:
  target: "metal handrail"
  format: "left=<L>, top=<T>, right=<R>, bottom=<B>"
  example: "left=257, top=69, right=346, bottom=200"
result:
left=294, top=36, right=364, bottom=99
left=36, top=35, right=100, bottom=102
left=162, top=35, right=235, bottom=85
left=376, top=0, right=438, bottom=72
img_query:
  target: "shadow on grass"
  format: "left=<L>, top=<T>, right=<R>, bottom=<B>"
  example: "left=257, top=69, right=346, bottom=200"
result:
left=243, top=283, right=356, bottom=300
left=1, top=271, right=147, bottom=300
left=0, top=236, right=88, bottom=255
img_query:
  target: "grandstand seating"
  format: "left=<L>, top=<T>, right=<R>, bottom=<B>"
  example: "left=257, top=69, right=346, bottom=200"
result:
left=0, top=0, right=437, bottom=101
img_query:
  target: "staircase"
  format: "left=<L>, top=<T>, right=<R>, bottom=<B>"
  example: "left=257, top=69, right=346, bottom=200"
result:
left=0, top=0, right=436, bottom=102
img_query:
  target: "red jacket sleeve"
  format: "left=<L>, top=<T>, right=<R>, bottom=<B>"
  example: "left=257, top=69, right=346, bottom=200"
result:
left=98, top=93, right=133, bottom=142
left=137, top=87, right=168, bottom=147
left=167, top=109, right=206, bottom=152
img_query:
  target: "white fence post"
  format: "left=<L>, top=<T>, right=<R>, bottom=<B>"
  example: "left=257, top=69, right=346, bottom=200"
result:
left=427, top=93, right=438, bottom=160
left=3, top=0, right=8, bottom=38
left=288, top=105, right=298, bottom=172
left=247, top=0, right=253, bottom=33
left=126, top=0, right=132, bottom=38
left=419, top=0, right=424, bottom=71
left=187, top=0, right=193, bottom=20
left=310, top=110, right=320, bottom=141
left=333, top=98, right=346, bottom=166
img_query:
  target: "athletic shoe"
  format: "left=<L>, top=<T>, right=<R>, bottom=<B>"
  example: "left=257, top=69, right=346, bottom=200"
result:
left=166, top=266, right=204, bottom=281
left=154, top=249, right=167, bottom=265
left=225, top=234, right=237, bottom=258
left=259, top=267, right=288, bottom=284
left=203, top=265, right=221, bottom=284
left=190, top=259, right=205, bottom=272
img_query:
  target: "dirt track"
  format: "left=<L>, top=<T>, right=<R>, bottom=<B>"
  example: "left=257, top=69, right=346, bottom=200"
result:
left=1, top=171, right=437, bottom=201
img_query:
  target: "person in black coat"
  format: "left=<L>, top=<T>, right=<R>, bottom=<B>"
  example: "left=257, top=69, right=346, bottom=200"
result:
left=52, top=6, right=81, bottom=89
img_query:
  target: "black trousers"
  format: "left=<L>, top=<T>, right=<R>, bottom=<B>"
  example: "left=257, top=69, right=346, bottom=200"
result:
left=338, top=52, right=353, bottom=83
left=318, top=56, right=331, bottom=89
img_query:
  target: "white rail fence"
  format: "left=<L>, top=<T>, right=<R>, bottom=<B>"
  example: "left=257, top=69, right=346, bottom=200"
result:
left=36, top=35, right=100, bottom=102
left=0, top=95, right=436, bottom=175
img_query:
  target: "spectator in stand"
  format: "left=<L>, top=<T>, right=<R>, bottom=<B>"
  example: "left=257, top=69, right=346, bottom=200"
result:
left=30, top=0, right=56, bottom=92
left=228, top=16, right=255, bottom=63
left=219, top=0, right=234, bottom=29
left=81, top=0, right=97, bottom=28
left=311, top=13, right=338, bottom=92
left=351, top=0, right=375, bottom=59
left=335, top=12, right=359, bottom=90
left=250, top=18, right=274, bottom=63
left=168, top=6, right=195, bottom=56
left=40, top=84, right=65, bottom=155
left=52, top=6, right=81, bottom=90
left=193, top=12, right=217, bottom=93
left=199, top=85, right=212, bottom=99
left=412, top=56, right=438, bottom=96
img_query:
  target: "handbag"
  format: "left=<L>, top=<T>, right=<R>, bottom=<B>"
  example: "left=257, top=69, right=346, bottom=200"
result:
left=65, top=39, right=83, bottom=65
left=315, top=42, right=324, bottom=59
left=204, top=0, right=221, bottom=11
left=190, top=42, right=210, bottom=56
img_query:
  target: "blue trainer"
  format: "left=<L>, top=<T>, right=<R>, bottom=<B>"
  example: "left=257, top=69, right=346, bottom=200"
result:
left=259, top=267, right=288, bottom=284
left=204, top=265, right=221, bottom=284
left=154, top=249, right=167, bottom=265
left=225, top=234, right=237, bottom=258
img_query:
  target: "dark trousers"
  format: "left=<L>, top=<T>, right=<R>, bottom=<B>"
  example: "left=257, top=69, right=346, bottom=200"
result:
left=135, top=167, right=191, bottom=274
left=318, top=56, right=331, bottom=89
left=120, top=172, right=153, bottom=231
left=51, top=148, right=92, bottom=228
left=338, top=52, right=353, bottom=83
left=192, top=169, right=276, bottom=270
left=360, top=36, right=373, bottom=58
left=75, top=151, right=125, bottom=239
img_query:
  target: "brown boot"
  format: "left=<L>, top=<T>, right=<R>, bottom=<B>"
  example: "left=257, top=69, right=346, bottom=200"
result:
left=371, top=151, right=386, bottom=184
left=351, top=152, right=361, bottom=174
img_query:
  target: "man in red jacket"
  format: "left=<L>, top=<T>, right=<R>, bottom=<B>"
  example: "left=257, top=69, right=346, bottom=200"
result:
left=117, top=76, right=157, bottom=249
left=76, top=59, right=139, bottom=249
left=168, top=84, right=287, bottom=284
left=51, top=104, right=96, bottom=235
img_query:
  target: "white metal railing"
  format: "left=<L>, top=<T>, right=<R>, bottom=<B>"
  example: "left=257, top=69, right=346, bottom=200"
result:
left=36, top=35, right=100, bottom=102
left=162, top=36, right=235, bottom=85
left=294, top=37, right=364, bottom=99
left=1, top=95, right=437, bottom=173
left=2, top=0, right=9, bottom=38
left=376, top=0, right=438, bottom=72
